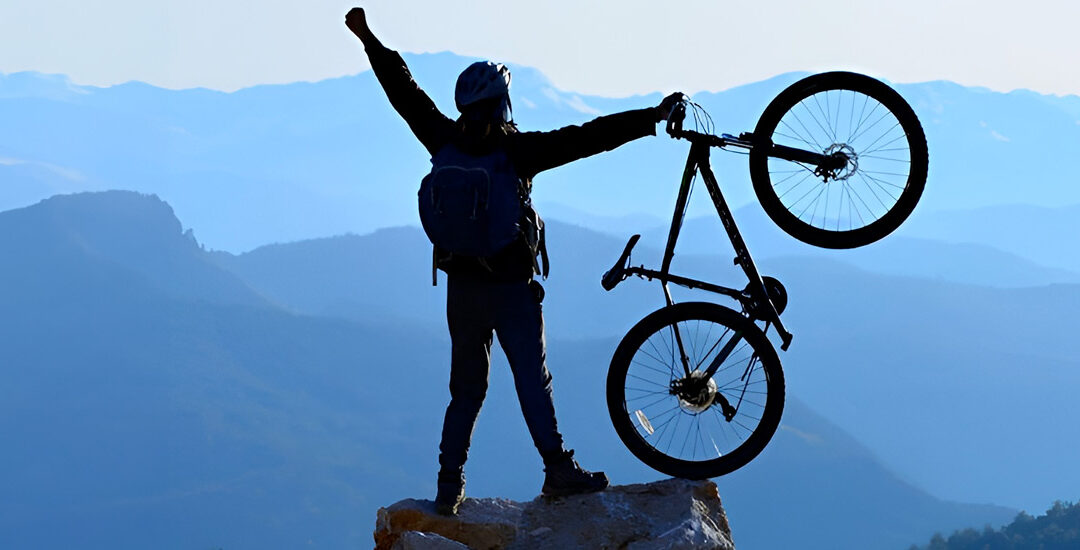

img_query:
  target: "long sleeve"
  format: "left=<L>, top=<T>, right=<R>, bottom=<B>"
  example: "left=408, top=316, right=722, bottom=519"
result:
left=363, top=43, right=455, bottom=156
left=507, top=108, right=659, bottom=179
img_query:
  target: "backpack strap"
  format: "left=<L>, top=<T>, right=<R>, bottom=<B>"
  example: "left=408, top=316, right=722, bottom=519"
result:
left=536, top=218, right=549, bottom=280
left=432, top=245, right=438, bottom=286
left=525, top=203, right=549, bottom=280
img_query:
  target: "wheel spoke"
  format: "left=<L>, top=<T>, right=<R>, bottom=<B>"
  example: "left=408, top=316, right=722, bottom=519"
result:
left=846, top=179, right=879, bottom=222
left=847, top=97, right=880, bottom=143
left=625, top=386, right=668, bottom=395
left=798, top=99, right=834, bottom=147
left=860, top=171, right=902, bottom=200
left=860, top=154, right=909, bottom=163
left=789, top=107, right=825, bottom=151
left=812, top=92, right=838, bottom=143
left=776, top=122, right=819, bottom=150
left=855, top=172, right=894, bottom=209
left=631, top=359, right=673, bottom=377
left=775, top=171, right=815, bottom=201
left=850, top=109, right=893, bottom=145
left=617, top=306, right=783, bottom=474
left=861, top=170, right=911, bottom=182
left=857, top=122, right=903, bottom=156
left=627, top=373, right=668, bottom=388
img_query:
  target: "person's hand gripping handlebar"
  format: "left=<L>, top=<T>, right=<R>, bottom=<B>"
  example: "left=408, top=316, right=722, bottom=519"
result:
left=662, top=94, right=688, bottom=138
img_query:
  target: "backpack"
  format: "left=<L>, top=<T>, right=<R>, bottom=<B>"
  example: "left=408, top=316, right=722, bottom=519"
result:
left=418, top=143, right=548, bottom=285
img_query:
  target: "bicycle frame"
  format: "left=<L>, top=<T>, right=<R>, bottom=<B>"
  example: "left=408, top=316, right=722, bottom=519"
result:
left=619, top=139, right=794, bottom=353
left=603, top=76, right=926, bottom=479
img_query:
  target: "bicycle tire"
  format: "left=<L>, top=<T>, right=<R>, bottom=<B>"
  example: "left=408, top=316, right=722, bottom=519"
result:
left=607, top=302, right=785, bottom=479
left=749, top=72, right=928, bottom=249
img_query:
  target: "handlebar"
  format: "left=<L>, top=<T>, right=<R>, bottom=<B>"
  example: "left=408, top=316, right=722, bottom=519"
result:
left=665, top=100, right=731, bottom=147
left=665, top=102, right=686, bottom=138
left=665, top=99, right=846, bottom=178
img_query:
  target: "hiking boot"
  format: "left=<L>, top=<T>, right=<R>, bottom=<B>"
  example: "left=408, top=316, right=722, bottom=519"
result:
left=541, top=450, right=609, bottom=497
left=434, top=470, right=465, bottom=516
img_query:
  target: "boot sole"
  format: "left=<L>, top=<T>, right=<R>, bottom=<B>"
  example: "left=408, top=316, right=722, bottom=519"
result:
left=540, top=482, right=608, bottom=498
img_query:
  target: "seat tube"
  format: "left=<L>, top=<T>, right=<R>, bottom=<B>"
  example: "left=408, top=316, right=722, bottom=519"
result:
left=660, top=142, right=706, bottom=283
left=661, top=143, right=707, bottom=378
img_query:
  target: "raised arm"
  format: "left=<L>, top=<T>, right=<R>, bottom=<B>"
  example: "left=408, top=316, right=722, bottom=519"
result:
left=510, top=93, right=684, bottom=179
left=345, top=7, right=454, bottom=155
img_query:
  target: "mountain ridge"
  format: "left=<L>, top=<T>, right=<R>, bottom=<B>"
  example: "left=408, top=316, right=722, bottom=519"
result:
left=5, top=52, right=1080, bottom=251
left=0, top=189, right=1022, bottom=550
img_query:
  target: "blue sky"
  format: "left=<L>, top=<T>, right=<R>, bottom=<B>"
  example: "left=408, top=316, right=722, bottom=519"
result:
left=2, top=0, right=1078, bottom=96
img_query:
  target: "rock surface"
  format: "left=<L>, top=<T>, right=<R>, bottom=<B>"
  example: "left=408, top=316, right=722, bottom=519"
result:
left=373, top=478, right=735, bottom=550
left=391, top=530, right=471, bottom=550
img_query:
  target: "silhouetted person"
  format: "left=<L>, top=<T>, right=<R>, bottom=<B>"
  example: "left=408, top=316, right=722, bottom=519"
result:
left=346, top=7, right=681, bottom=515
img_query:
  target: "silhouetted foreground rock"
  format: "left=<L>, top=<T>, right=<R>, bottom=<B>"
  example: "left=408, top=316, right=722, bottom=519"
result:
left=373, top=478, right=735, bottom=549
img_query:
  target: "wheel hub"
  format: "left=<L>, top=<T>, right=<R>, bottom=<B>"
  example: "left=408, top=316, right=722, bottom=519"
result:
left=816, top=143, right=858, bottom=182
left=670, top=370, right=718, bottom=413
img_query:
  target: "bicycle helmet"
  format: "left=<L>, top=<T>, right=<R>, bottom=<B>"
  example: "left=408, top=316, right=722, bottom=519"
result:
left=455, top=61, right=513, bottom=122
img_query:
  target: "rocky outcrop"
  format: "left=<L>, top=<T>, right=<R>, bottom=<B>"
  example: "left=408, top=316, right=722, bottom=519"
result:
left=373, top=478, right=735, bottom=550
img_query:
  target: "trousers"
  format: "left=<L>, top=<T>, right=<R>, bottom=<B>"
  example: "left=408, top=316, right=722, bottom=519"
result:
left=437, top=275, right=565, bottom=474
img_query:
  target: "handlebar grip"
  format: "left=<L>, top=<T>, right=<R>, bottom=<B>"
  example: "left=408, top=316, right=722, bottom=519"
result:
left=666, top=103, right=686, bottom=138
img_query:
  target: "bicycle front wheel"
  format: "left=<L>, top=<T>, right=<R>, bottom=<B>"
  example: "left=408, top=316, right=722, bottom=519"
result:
left=749, top=72, right=928, bottom=249
left=607, top=302, right=785, bottom=479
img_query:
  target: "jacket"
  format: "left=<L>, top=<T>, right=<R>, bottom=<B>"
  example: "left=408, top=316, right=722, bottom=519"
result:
left=363, top=42, right=660, bottom=281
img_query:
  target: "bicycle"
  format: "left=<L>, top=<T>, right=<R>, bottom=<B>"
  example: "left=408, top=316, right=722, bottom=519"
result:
left=600, top=72, right=928, bottom=479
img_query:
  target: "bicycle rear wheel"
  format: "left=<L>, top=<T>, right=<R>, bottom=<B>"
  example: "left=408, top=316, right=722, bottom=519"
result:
left=607, top=302, right=784, bottom=479
left=749, top=72, right=928, bottom=249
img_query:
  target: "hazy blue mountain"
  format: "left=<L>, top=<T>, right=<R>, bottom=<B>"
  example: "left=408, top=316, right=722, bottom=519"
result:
left=539, top=338, right=1015, bottom=550
left=0, top=191, right=1018, bottom=549
left=4, top=54, right=1079, bottom=252
left=899, top=203, right=1080, bottom=274
left=0, top=191, right=266, bottom=306
left=215, top=211, right=1080, bottom=513
left=627, top=203, right=1080, bottom=288
left=535, top=200, right=665, bottom=237
left=765, top=255, right=1080, bottom=514
left=214, top=219, right=677, bottom=342
left=719, top=399, right=1016, bottom=550
left=218, top=209, right=1080, bottom=347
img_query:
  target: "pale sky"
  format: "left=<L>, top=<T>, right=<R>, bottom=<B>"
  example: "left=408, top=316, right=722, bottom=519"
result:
left=1, top=0, right=1077, bottom=97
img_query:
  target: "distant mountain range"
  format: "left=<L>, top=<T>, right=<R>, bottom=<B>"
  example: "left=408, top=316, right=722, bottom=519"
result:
left=215, top=201, right=1080, bottom=515
left=537, top=200, right=1080, bottom=288
left=3, top=52, right=1080, bottom=252
left=5, top=52, right=1078, bottom=547
left=0, top=191, right=1022, bottom=549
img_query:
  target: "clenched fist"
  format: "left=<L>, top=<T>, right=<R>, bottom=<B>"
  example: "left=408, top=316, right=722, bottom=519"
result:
left=345, top=7, right=371, bottom=40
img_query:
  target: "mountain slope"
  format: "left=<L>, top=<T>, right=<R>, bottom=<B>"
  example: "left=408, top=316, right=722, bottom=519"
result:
left=631, top=204, right=1080, bottom=287
left=0, top=191, right=1017, bottom=550
left=217, top=217, right=1080, bottom=513
left=0, top=190, right=266, bottom=306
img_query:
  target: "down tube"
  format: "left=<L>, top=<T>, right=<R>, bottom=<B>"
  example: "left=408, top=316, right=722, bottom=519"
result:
left=698, top=153, right=794, bottom=349
left=696, top=150, right=758, bottom=276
